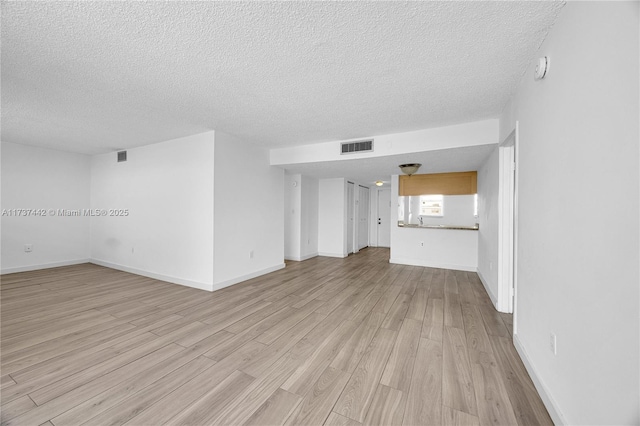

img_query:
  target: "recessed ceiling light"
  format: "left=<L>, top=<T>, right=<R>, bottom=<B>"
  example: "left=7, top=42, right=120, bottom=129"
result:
left=375, top=181, right=384, bottom=186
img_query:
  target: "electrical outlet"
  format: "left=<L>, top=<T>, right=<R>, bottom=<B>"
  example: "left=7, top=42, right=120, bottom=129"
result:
left=550, top=333, right=557, bottom=355
left=24, top=244, right=33, bottom=253
left=419, top=241, right=424, bottom=247
left=249, top=250, right=254, bottom=259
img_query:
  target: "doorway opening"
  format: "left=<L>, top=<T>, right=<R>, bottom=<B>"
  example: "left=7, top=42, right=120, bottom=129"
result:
left=498, top=123, right=519, bottom=331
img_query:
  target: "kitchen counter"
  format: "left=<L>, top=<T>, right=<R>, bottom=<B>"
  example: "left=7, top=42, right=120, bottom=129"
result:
left=397, top=223, right=479, bottom=231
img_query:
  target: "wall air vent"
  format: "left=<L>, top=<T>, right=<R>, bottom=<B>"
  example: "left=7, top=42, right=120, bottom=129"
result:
left=340, top=139, right=373, bottom=155
left=117, top=151, right=127, bottom=162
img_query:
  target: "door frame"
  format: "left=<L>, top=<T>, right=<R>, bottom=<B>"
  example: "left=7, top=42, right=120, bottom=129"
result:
left=497, top=123, right=519, bottom=326
left=357, top=185, right=370, bottom=250
left=347, top=181, right=355, bottom=254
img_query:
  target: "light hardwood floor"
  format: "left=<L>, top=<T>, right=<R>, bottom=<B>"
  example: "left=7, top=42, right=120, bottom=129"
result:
left=1, top=248, right=552, bottom=425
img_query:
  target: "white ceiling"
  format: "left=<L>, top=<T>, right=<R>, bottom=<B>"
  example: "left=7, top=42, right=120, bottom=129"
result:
left=1, top=1, right=564, bottom=155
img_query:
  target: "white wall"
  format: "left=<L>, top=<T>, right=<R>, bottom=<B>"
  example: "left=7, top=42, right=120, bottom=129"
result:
left=318, top=178, right=347, bottom=257
left=476, top=147, right=499, bottom=303
left=1, top=142, right=91, bottom=273
left=90, top=132, right=215, bottom=290
left=271, top=119, right=498, bottom=166
left=284, top=173, right=301, bottom=260
left=500, top=2, right=639, bottom=424
left=213, top=131, right=284, bottom=289
left=300, top=175, right=319, bottom=259
left=390, top=175, right=478, bottom=271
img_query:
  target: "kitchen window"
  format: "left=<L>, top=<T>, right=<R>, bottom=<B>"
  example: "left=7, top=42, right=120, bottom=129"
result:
left=420, top=195, right=443, bottom=217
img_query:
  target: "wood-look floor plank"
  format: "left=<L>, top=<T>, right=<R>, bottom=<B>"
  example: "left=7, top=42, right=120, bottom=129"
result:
left=0, top=395, right=36, bottom=423
left=381, top=293, right=411, bottom=331
left=243, top=388, right=302, bottom=426
left=81, top=355, right=217, bottom=426
left=442, top=405, right=481, bottom=426
left=0, top=249, right=549, bottom=426
left=27, top=332, right=162, bottom=405
left=470, top=351, right=519, bottom=426
left=53, top=354, right=216, bottom=426
left=380, top=318, right=422, bottom=392
left=333, top=327, right=398, bottom=422
left=362, top=384, right=405, bottom=426
left=405, top=288, right=428, bottom=321
left=330, top=311, right=386, bottom=374
left=224, top=295, right=298, bottom=334
left=163, top=370, right=256, bottom=426
left=286, top=365, right=351, bottom=425
left=205, top=307, right=297, bottom=361
left=3, top=344, right=183, bottom=426
left=442, top=326, right=478, bottom=416
left=373, top=285, right=403, bottom=314
left=240, top=312, right=326, bottom=377
left=403, top=338, right=443, bottom=426
left=324, top=412, right=363, bottom=426
left=461, top=302, right=493, bottom=363
left=489, top=335, right=553, bottom=425
left=444, top=292, right=465, bottom=329
left=477, top=301, right=510, bottom=338
left=254, top=300, right=324, bottom=345
left=206, top=353, right=302, bottom=425
left=282, top=318, right=359, bottom=396
left=122, top=341, right=265, bottom=425
left=422, top=298, right=444, bottom=342
left=429, top=269, right=445, bottom=299
left=0, top=374, right=17, bottom=390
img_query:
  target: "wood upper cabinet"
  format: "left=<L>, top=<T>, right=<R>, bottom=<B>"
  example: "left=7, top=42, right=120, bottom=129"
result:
left=399, top=171, right=477, bottom=196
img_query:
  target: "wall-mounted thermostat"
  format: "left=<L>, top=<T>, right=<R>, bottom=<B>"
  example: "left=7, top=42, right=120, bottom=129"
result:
left=534, top=56, right=549, bottom=80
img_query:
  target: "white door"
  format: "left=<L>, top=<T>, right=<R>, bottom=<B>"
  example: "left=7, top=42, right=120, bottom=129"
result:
left=377, top=188, right=391, bottom=247
left=347, top=182, right=355, bottom=254
left=358, top=186, right=370, bottom=250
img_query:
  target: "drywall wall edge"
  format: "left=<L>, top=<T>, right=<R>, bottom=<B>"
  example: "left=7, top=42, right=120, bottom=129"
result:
left=213, top=263, right=286, bottom=291
left=389, top=257, right=476, bottom=272
left=513, top=333, right=567, bottom=426
left=285, top=253, right=319, bottom=262
left=318, top=252, right=348, bottom=258
left=1, top=258, right=91, bottom=275
left=477, top=268, right=498, bottom=308
left=90, top=259, right=213, bottom=292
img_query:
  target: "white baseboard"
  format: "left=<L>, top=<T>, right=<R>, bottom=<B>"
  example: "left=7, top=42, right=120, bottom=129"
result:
left=389, top=257, right=476, bottom=272
left=318, top=252, right=348, bottom=258
left=284, top=252, right=319, bottom=262
left=1, top=258, right=91, bottom=275
left=513, top=333, right=566, bottom=426
left=90, top=259, right=213, bottom=292
left=476, top=268, right=498, bottom=307
left=213, top=263, right=285, bottom=291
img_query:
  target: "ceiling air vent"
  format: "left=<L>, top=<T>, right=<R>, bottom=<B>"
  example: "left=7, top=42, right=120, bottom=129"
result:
left=341, top=139, right=373, bottom=155
left=117, top=151, right=127, bottom=162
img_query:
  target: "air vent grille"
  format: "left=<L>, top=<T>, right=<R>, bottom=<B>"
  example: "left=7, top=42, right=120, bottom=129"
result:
left=341, top=139, right=373, bottom=154
left=117, top=151, right=127, bottom=162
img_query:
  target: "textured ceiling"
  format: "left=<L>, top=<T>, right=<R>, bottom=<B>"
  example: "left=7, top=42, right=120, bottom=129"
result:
left=1, top=1, right=564, bottom=154
left=281, top=144, right=496, bottom=187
